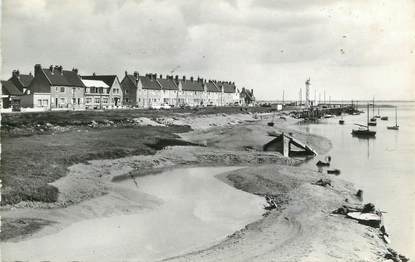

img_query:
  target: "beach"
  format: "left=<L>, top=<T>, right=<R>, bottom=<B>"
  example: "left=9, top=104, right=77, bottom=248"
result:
left=0, top=109, right=406, bottom=261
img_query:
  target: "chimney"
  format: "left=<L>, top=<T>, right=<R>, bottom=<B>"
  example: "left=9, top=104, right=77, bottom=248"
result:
left=34, top=64, right=42, bottom=76
left=159, top=74, right=163, bottom=79
left=54, top=65, right=63, bottom=75
left=92, top=72, right=96, bottom=76
left=125, top=70, right=128, bottom=76
left=153, top=73, right=157, bottom=80
left=182, top=76, right=186, bottom=81
left=251, top=89, right=253, bottom=94
left=12, top=70, right=20, bottom=78
left=190, top=76, right=194, bottom=82
left=133, top=71, right=139, bottom=80
left=175, top=75, right=179, bottom=80
left=50, top=65, right=54, bottom=74
left=72, top=68, right=79, bottom=74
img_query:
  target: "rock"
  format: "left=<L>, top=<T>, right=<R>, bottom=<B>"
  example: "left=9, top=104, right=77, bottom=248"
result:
left=313, top=178, right=332, bottom=187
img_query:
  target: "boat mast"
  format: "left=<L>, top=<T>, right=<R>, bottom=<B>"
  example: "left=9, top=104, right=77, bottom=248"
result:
left=367, top=103, right=370, bottom=130
left=372, top=97, right=375, bottom=118
left=395, top=106, right=398, bottom=126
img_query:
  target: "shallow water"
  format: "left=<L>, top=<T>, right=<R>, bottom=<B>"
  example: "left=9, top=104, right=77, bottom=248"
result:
left=2, top=166, right=265, bottom=262
left=298, top=102, right=415, bottom=258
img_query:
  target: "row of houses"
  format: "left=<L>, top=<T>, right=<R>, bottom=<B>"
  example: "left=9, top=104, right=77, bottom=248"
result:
left=1, top=64, right=256, bottom=111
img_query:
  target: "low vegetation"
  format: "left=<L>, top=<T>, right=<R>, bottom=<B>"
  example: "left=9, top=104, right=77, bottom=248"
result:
left=0, top=125, right=191, bottom=205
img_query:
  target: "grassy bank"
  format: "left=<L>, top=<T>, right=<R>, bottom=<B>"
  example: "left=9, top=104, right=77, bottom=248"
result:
left=1, top=106, right=272, bottom=129
left=0, top=125, right=191, bottom=205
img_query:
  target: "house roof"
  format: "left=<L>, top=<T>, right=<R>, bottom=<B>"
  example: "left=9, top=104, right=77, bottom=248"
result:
left=180, top=79, right=204, bottom=91
left=206, top=81, right=220, bottom=92
left=18, top=74, right=34, bottom=88
left=240, top=88, right=254, bottom=100
left=82, top=75, right=117, bottom=87
left=126, top=74, right=162, bottom=90
left=157, top=78, right=178, bottom=90
left=1, top=80, right=23, bottom=96
left=218, top=81, right=236, bottom=93
left=81, top=79, right=109, bottom=88
left=42, top=69, right=85, bottom=87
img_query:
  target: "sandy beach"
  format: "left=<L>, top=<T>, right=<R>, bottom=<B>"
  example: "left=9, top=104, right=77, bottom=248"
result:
left=0, top=111, right=402, bottom=261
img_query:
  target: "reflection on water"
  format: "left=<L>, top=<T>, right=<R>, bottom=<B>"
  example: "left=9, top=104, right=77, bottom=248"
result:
left=298, top=102, right=415, bottom=258
left=2, top=166, right=265, bottom=262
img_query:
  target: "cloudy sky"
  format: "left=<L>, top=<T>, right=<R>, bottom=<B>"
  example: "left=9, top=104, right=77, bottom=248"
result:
left=2, top=0, right=415, bottom=100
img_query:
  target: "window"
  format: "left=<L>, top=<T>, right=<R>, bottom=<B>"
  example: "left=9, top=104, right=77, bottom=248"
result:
left=38, top=99, right=42, bottom=106
left=125, top=98, right=129, bottom=102
left=60, top=87, right=65, bottom=92
left=95, top=98, right=100, bottom=103
left=60, top=98, right=65, bottom=104
left=153, top=98, right=157, bottom=102
left=125, top=89, right=128, bottom=94
left=138, top=98, right=141, bottom=102
left=86, top=98, right=92, bottom=104
left=103, top=98, right=108, bottom=104
left=43, top=99, right=48, bottom=106
left=107, top=89, right=110, bottom=94
left=72, top=98, right=76, bottom=104
left=78, top=98, right=81, bottom=105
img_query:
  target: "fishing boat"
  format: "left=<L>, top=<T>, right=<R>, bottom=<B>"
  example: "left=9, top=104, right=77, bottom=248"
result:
left=387, top=106, right=399, bottom=130
left=368, top=121, right=377, bottom=126
left=352, top=104, right=376, bottom=138
left=327, top=169, right=341, bottom=175
left=339, top=114, right=345, bottom=124
left=381, top=116, right=388, bottom=121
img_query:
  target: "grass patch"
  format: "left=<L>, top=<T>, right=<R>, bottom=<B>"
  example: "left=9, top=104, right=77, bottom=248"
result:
left=0, top=125, right=191, bottom=205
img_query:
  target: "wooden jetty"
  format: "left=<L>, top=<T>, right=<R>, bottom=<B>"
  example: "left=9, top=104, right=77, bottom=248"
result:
left=264, top=131, right=317, bottom=157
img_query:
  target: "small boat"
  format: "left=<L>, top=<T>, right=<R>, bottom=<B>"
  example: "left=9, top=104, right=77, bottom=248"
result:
left=267, top=122, right=274, bottom=126
left=387, top=106, right=399, bottom=130
left=327, top=169, right=341, bottom=175
left=370, top=117, right=377, bottom=122
left=324, top=114, right=334, bottom=118
left=346, top=212, right=382, bottom=228
left=368, top=121, right=376, bottom=126
left=380, top=116, right=388, bottom=120
left=352, top=104, right=376, bottom=138
left=316, top=156, right=331, bottom=167
left=339, top=120, right=345, bottom=125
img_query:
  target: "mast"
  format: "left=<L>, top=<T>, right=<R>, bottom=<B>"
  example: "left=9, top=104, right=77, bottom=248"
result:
left=395, top=106, right=398, bottom=126
left=372, top=97, right=375, bottom=117
left=367, top=103, right=370, bottom=130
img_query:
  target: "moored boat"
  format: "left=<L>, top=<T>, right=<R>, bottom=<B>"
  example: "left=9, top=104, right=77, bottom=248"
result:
left=352, top=104, right=376, bottom=138
left=387, top=106, right=399, bottom=130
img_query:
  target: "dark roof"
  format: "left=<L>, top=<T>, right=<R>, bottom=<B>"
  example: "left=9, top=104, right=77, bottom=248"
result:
left=82, top=75, right=117, bottom=87
left=240, top=88, right=254, bottom=100
left=206, top=81, right=220, bottom=92
left=1, top=80, right=23, bottom=96
left=42, top=69, right=85, bottom=87
left=18, top=74, right=34, bottom=88
left=180, top=79, right=204, bottom=91
left=157, top=78, right=178, bottom=90
left=125, top=74, right=163, bottom=90
left=218, top=81, right=236, bottom=93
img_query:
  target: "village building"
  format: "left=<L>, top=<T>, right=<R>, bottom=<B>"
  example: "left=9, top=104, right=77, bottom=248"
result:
left=121, top=71, right=241, bottom=108
left=239, top=87, right=255, bottom=106
left=8, top=70, right=34, bottom=94
left=22, top=64, right=85, bottom=110
left=81, top=79, right=110, bottom=109
left=81, top=74, right=123, bottom=108
left=1, top=80, right=23, bottom=110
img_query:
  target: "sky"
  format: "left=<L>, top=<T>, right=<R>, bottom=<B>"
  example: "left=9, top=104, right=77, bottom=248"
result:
left=1, top=0, right=415, bottom=101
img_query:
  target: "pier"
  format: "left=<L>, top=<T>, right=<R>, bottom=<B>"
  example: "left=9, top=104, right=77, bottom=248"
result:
left=288, top=103, right=359, bottom=119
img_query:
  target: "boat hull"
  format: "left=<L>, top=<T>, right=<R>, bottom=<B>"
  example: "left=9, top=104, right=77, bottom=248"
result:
left=352, top=129, right=376, bottom=137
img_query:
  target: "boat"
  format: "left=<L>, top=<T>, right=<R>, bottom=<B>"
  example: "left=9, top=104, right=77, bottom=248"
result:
left=387, top=106, right=399, bottom=130
left=327, top=169, right=341, bottom=175
left=368, top=121, right=377, bottom=126
left=267, top=111, right=276, bottom=126
left=339, top=114, right=345, bottom=124
left=346, top=212, right=382, bottom=228
left=381, top=116, right=388, bottom=120
left=374, top=108, right=381, bottom=118
left=316, top=156, right=331, bottom=167
left=352, top=104, right=376, bottom=138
